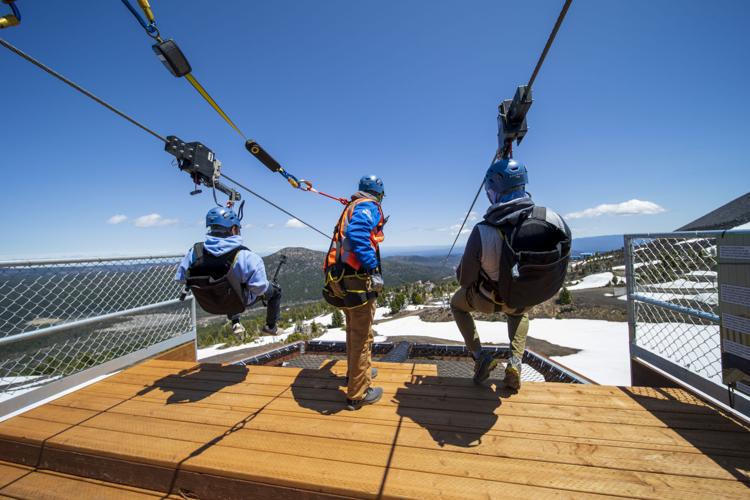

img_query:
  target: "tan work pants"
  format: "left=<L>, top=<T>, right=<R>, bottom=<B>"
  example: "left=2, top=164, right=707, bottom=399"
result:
left=450, top=286, right=529, bottom=360
left=343, top=298, right=377, bottom=401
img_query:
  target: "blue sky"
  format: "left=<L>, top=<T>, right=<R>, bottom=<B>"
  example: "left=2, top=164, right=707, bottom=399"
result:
left=1, top=0, right=748, bottom=258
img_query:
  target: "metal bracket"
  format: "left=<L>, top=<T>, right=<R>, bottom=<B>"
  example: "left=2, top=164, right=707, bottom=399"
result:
left=164, top=136, right=240, bottom=201
left=497, top=85, right=533, bottom=159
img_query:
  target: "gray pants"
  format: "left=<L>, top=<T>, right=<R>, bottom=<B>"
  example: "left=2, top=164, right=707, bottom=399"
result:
left=450, top=286, right=529, bottom=360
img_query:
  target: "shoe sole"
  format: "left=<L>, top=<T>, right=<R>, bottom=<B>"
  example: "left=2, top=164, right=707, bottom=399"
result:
left=346, top=390, right=383, bottom=411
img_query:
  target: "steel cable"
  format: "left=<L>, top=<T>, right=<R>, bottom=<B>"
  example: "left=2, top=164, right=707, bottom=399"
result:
left=1, top=37, right=330, bottom=239
left=444, top=0, right=573, bottom=263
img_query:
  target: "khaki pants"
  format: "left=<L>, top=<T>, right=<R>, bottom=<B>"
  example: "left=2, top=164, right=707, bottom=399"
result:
left=343, top=298, right=377, bottom=400
left=450, top=286, right=529, bottom=360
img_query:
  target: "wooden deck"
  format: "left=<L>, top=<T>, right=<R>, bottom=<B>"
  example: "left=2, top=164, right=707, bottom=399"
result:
left=0, top=358, right=749, bottom=499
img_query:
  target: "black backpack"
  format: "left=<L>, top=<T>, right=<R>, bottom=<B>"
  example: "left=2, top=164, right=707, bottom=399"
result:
left=186, top=243, right=248, bottom=315
left=489, top=206, right=571, bottom=309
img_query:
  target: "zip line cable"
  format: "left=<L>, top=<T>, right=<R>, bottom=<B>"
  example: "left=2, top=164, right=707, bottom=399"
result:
left=0, top=37, right=329, bottom=240
left=119, top=0, right=348, bottom=205
left=444, top=0, right=573, bottom=263
left=527, top=0, right=572, bottom=92
left=220, top=174, right=329, bottom=239
left=0, top=39, right=167, bottom=143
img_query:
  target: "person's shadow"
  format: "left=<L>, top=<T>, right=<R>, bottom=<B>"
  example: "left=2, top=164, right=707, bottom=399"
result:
left=393, top=375, right=506, bottom=447
left=136, top=363, right=248, bottom=404
left=289, top=359, right=347, bottom=415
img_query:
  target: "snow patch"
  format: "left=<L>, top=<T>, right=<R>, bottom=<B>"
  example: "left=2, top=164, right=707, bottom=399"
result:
left=317, top=315, right=630, bottom=385
left=568, top=272, right=613, bottom=290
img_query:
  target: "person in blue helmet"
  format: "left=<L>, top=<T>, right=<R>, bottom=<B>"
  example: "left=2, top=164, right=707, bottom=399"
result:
left=323, top=175, right=386, bottom=410
left=175, top=206, right=281, bottom=337
left=451, top=159, right=571, bottom=390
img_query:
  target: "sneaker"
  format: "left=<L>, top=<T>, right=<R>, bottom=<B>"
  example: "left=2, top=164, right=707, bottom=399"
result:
left=345, top=367, right=378, bottom=383
left=261, top=325, right=278, bottom=335
left=504, top=364, right=521, bottom=391
left=472, top=352, right=498, bottom=385
left=231, top=322, right=246, bottom=337
left=346, top=387, right=383, bottom=411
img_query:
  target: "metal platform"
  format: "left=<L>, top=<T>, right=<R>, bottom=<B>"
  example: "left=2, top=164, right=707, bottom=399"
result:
left=0, top=358, right=749, bottom=498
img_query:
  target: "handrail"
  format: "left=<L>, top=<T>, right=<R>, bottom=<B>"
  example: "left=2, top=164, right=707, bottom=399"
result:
left=0, top=254, right=183, bottom=268
left=0, top=297, right=188, bottom=347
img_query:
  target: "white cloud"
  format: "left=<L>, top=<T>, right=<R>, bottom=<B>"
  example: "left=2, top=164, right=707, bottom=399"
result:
left=133, top=213, right=179, bottom=228
left=106, top=214, right=128, bottom=225
left=437, top=211, right=480, bottom=235
left=285, top=218, right=305, bottom=229
left=566, top=199, right=666, bottom=220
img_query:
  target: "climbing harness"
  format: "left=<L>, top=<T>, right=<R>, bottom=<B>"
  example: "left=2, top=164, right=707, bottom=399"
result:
left=120, top=0, right=347, bottom=205
left=322, top=197, right=385, bottom=309
left=0, top=37, right=330, bottom=239
left=445, top=0, right=573, bottom=261
left=0, top=0, right=20, bottom=30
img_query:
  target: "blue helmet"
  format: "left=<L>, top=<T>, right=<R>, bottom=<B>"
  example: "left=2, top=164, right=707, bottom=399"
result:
left=206, top=207, right=241, bottom=230
left=485, top=159, right=528, bottom=201
left=359, top=175, right=385, bottom=197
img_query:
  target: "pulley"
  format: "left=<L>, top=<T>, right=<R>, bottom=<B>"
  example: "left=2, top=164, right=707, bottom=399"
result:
left=165, top=136, right=241, bottom=201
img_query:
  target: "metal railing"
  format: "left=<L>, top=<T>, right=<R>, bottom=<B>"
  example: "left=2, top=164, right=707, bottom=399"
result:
left=0, top=254, right=196, bottom=417
left=625, top=231, right=749, bottom=417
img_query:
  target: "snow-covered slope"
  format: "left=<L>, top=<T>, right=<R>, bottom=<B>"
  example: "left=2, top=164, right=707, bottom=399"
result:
left=568, top=272, right=613, bottom=290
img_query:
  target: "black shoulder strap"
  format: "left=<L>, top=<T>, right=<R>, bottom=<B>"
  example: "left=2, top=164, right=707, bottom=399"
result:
left=192, top=242, right=204, bottom=260
left=224, top=245, right=249, bottom=265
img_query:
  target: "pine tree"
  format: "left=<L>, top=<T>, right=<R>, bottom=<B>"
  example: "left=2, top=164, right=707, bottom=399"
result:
left=557, top=287, right=572, bottom=305
left=331, top=309, right=344, bottom=328
left=390, top=293, right=406, bottom=315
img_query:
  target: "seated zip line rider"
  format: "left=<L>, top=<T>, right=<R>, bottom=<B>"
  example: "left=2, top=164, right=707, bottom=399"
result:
left=452, top=159, right=571, bottom=390
left=175, top=206, right=281, bottom=336
left=323, top=175, right=387, bottom=411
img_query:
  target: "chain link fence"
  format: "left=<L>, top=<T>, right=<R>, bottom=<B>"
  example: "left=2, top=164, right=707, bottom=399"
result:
left=0, top=255, right=195, bottom=413
left=625, top=233, right=721, bottom=384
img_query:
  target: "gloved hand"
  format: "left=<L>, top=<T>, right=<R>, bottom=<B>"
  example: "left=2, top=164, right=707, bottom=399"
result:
left=370, top=273, right=385, bottom=292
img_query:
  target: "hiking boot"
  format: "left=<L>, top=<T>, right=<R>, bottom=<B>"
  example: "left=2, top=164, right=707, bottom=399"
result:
left=473, top=352, right=498, bottom=385
left=231, top=322, right=246, bottom=337
left=261, top=325, right=278, bottom=335
left=504, top=364, right=521, bottom=391
left=345, top=367, right=378, bottom=383
left=346, top=387, right=383, bottom=411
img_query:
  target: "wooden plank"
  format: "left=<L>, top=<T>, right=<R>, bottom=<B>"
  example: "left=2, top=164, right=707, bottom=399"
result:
left=45, top=375, right=750, bottom=454
left=0, top=417, right=71, bottom=444
left=0, top=466, right=173, bottom=499
left=153, top=342, right=196, bottom=363
left=0, top=462, right=30, bottom=489
left=51, top=406, right=750, bottom=483
left=44, top=393, right=737, bottom=459
left=107, top=366, right=720, bottom=416
left=23, top=412, right=750, bottom=499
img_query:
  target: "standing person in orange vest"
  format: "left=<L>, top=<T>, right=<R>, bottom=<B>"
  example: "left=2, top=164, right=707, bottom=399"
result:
left=323, top=175, right=386, bottom=410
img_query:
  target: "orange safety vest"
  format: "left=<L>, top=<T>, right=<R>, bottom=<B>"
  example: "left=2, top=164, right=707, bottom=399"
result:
left=325, top=197, right=385, bottom=272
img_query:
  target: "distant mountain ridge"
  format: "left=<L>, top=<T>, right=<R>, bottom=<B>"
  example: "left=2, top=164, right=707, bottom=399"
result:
left=263, top=247, right=459, bottom=304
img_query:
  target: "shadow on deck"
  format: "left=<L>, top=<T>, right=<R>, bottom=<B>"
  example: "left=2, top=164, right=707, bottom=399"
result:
left=0, top=358, right=748, bottom=499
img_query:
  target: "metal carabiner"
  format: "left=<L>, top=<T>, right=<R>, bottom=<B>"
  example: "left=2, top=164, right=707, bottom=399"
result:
left=120, top=0, right=160, bottom=40
left=298, top=179, right=314, bottom=191
left=0, top=0, right=21, bottom=29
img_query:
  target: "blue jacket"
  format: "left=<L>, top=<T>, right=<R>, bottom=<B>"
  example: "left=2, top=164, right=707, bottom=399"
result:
left=175, top=235, right=270, bottom=305
left=345, top=195, right=383, bottom=272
